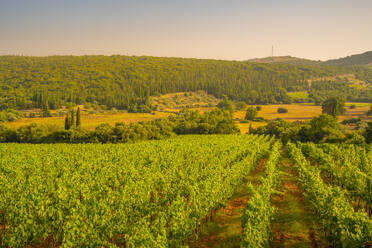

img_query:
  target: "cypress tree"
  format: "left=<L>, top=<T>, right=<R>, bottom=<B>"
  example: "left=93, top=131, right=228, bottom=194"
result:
left=70, top=110, right=76, bottom=129
left=76, top=107, right=81, bottom=128
left=65, top=116, right=71, bottom=130
left=245, top=106, right=258, bottom=120
left=42, top=103, right=51, bottom=117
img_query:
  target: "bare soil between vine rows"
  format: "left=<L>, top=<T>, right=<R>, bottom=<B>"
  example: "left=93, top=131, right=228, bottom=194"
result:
left=189, top=152, right=327, bottom=248
left=270, top=155, right=325, bottom=248
left=188, top=158, right=267, bottom=248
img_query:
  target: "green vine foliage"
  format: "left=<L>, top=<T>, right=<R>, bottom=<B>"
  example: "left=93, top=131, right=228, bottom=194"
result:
left=241, top=141, right=281, bottom=248
left=287, top=143, right=372, bottom=247
left=300, top=143, right=372, bottom=214
left=0, top=135, right=273, bottom=247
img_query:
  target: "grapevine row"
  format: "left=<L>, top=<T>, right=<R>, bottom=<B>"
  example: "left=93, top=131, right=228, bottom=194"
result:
left=241, top=141, right=281, bottom=248
left=318, top=143, right=372, bottom=176
left=300, top=143, right=371, bottom=216
left=287, top=143, right=372, bottom=247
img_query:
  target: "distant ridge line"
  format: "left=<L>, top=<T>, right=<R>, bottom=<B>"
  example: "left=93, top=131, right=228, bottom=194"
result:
left=247, top=51, right=372, bottom=67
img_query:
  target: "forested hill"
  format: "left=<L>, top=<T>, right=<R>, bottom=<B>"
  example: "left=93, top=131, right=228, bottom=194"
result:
left=323, top=51, right=372, bottom=67
left=249, top=51, right=372, bottom=67
left=0, top=55, right=349, bottom=111
left=247, top=56, right=321, bottom=66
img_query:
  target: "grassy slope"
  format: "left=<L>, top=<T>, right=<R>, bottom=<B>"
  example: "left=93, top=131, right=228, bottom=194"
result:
left=151, top=90, right=219, bottom=111
left=306, top=73, right=370, bottom=88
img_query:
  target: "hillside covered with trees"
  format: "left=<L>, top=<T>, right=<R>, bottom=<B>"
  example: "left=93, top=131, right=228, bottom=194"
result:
left=248, top=51, right=372, bottom=67
left=246, top=51, right=372, bottom=85
left=323, top=51, right=372, bottom=67
left=247, top=56, right=322, bottom=66
left=0, top=55, right=354, bottom=111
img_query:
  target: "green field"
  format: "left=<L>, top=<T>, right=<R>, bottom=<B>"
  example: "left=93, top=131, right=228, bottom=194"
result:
left=1, top=135, right=371, bottom=247
left=287, top=91, right=309, bottom=99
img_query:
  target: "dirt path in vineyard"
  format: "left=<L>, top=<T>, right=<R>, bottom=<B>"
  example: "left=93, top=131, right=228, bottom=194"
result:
left=270, top=153, right=325, bottom=248
left=188, top=158, right=267, bottom=248
left=189, top=151, right=327, bottom=248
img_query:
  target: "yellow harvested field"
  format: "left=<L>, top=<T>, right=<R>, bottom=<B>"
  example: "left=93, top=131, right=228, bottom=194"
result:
left=234, top=105, right=322, bottom=121
left=6, top=112, right=170, bottom=130
left=236, top=122, right=267, bottom=134
left=234, top=104, right=371, bottom=122
left=163, top=107, right=215, bottom=113
left=339, top=105, right=372, bottom=121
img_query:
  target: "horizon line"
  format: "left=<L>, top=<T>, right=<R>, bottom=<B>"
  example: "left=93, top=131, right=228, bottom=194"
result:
left=1, top=50, right=371, bottom=62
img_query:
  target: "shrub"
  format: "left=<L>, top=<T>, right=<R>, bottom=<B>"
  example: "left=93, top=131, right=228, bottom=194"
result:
left=0, top=109, right=23, bottom=122
left=245, top=106, right=258, bottom=120
left=277, top=107, right=288, bottom=113
left=365, top=122, right=372, bottom=143
left=235, top=101, right=247, bottom=111
left=217, top=96, right=233, bottom=114
left=341, top=118, right=361, bottom=125
left=366, top=106, right=372, bottom=116
left=254, top=117, right=265, bottom=121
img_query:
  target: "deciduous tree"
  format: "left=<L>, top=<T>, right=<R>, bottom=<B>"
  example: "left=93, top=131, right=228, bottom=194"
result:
left=322, top=97, right=345, bottom=116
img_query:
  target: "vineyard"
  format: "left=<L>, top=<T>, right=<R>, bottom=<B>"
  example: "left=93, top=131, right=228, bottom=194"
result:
left=0, top=135, right=371, bottom=247
left=287, top=143, right=372, bottom=247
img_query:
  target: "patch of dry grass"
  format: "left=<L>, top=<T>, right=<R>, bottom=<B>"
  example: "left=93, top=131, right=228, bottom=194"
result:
left=235, top=122, right=267, bottom=134
left=151, top=91, right=218, bottom=110
left=339, top=105, right=372, bottom=121
left=163, top=107, right=215, bottom=113
left=308, top=73, right=369, bottom=89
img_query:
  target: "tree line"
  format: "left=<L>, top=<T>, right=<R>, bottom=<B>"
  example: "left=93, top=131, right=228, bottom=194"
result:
left=252, top=115, right=372, bottom=144
left=64, top=108, right=81, bottom=130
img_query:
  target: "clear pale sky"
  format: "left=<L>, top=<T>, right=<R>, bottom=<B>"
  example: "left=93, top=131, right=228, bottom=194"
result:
left=0, top=0, right=371, bottom=61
